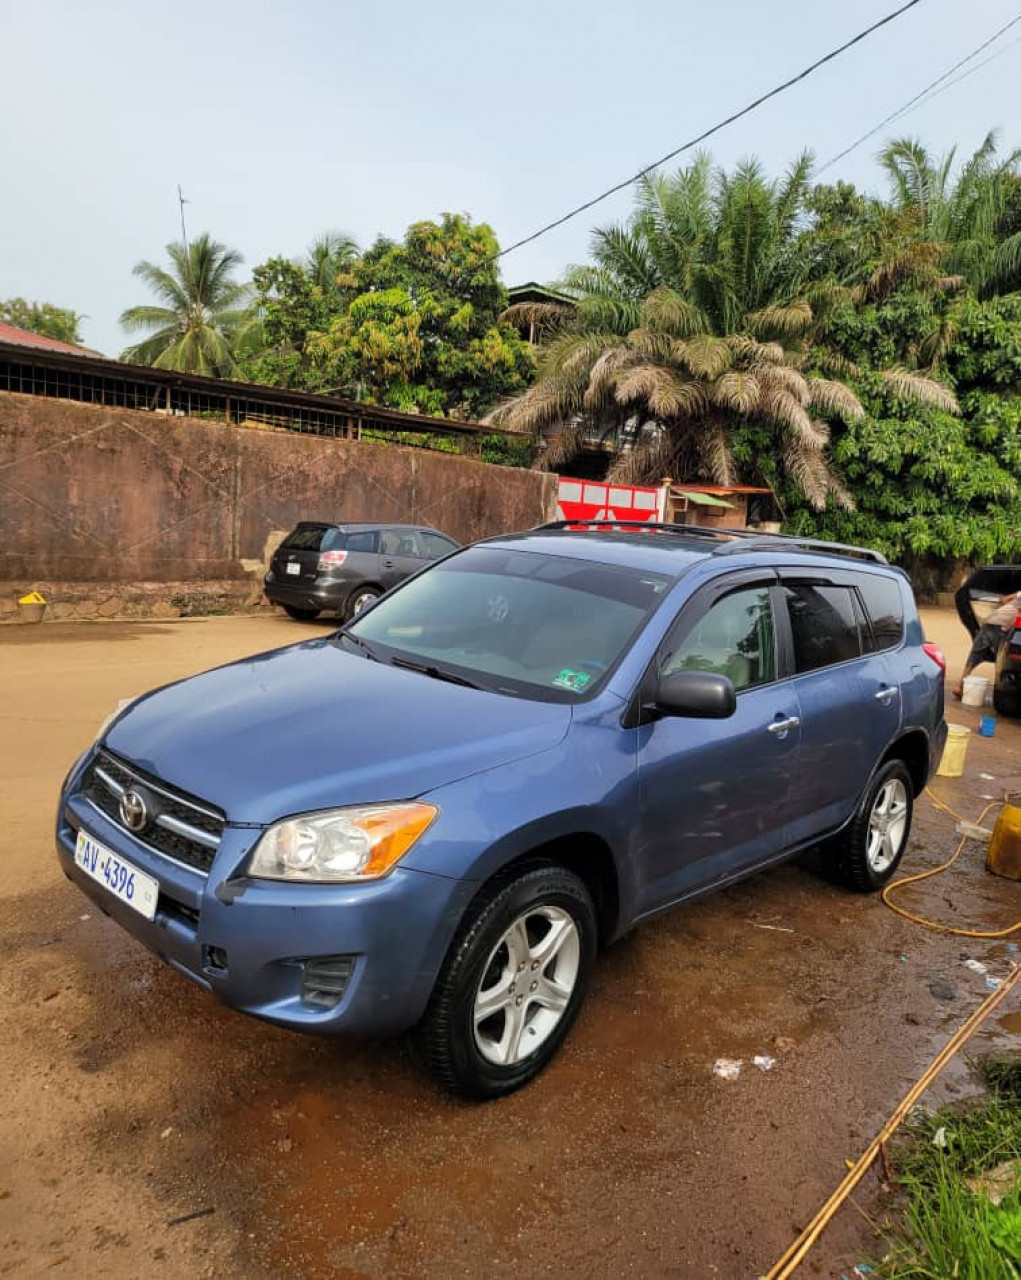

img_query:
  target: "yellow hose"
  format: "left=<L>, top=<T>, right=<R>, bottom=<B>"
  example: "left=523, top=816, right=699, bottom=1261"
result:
left=763, top=781, right=1020, bottom=1277
left=764, top=964, right=1020, bottom=1280
left=880, top=789, right=1021, bottom=940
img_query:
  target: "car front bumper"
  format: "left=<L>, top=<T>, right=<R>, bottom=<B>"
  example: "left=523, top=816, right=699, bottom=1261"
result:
left=56, top=789, right=473, bottom=1037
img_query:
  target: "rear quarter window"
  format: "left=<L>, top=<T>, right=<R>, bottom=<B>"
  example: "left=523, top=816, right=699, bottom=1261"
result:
left=857, top=575, right=905, bottom=650
left=345, top=530, right=378, bottom=553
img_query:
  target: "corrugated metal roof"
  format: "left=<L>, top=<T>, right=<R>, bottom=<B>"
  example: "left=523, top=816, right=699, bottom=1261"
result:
left=0, top=322, right=93, bottom=356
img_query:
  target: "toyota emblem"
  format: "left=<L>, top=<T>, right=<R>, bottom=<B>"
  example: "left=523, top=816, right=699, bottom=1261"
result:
left=119, top=789, right=148, bottom=832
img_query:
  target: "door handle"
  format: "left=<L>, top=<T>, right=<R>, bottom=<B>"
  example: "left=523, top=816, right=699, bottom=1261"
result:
left=383, top=559, right=395, bottom=568
left=767, top=716, right=800, bottom=736
left=874, top=686, right=899, bottom=705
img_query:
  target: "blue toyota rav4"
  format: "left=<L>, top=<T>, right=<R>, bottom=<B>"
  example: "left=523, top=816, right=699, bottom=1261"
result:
left=57, top=523, right=947, bottom=1097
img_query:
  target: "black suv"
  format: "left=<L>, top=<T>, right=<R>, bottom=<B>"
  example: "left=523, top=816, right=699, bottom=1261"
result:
left=264, top=522, right=460, bottom=621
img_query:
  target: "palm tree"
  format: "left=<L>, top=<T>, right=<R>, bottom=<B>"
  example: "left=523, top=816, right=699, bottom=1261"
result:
left=120, top=234, right=254, bottom=376
left=495, top=155, right=956, bottom=509
left=306, top=232, right=360, bottom=294
left=879, top=132, right=1021, bottom=298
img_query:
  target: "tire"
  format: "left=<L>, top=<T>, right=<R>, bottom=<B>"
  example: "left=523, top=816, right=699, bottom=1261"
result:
left=830, top=759, right=914, bottom=893
left=282, top=604, right=321, bottom=621
left=413, top=865, right=597, bottom=1099
left=345, top=586, right=381, bottom=621
left=993, top=684, right=1020, bottom=718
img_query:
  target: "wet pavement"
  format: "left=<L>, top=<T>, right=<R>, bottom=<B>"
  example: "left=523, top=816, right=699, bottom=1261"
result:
left=1, top=612, right=1018, bottom=1279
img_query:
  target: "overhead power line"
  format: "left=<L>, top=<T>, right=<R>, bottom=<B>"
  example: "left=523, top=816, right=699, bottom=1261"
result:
left=494, top=0, right=927, bottom=261
left=818, top=12, right=1021, bottom=173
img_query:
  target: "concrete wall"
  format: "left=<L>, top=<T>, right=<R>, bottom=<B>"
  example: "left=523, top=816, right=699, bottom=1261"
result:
left=0, top=393, right=556, bottom=585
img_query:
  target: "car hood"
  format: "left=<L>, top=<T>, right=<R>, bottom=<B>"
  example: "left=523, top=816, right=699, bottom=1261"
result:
left=105, top=639, right=572, bottom=824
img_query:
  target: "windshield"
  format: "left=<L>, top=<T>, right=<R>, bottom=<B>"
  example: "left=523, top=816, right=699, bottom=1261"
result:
left=344, top=546, right=672, bottom=700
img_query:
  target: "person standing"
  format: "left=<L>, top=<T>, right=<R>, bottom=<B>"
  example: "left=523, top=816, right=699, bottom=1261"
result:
left=952, top=590, right=1020, bottom=698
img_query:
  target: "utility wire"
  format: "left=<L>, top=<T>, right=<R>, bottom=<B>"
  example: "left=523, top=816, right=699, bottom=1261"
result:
left=494, top=0, right=927, bottom=261
left=817, top=12, right=1021, bottom=173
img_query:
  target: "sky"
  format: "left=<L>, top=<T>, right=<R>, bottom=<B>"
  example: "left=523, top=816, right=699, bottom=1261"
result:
left=3, top=0, right=1019, bottom=356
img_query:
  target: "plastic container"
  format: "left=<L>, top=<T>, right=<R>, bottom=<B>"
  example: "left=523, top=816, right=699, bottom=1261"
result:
left=16, top=590, right=47, bottom=624
left=987, top=801, right=1021, bottom=881
left=961, top=675, right=989, bottom=707
left=979, top=716, right=996, bottom=738
left=937, top=724, right=971, bottom=777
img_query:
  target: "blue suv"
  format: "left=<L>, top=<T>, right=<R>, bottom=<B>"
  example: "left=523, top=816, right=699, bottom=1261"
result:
left=56, top=523, right=947, bottom=1096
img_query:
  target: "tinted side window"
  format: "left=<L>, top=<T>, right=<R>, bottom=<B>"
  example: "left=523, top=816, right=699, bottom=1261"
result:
left=381, top=529, right=423, bottom=557
left=662, top=586, right=776, bottom=691
left=785, top=584, right=862, bottom=673
left=420, top=532, right=458, bottom=559
left=857, top=575, right=905, bottom=650
left=345, top=530, right=378, bottom=553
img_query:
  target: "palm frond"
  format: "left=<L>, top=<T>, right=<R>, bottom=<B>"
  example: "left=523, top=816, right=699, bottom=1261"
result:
left=712, top=370, right=760, bottom=414
left=806, top=376, right=864, bottom=420
left=677, top=334, right=732, bottom=379
left=744, top=300, right=813, bottom=338
left=880, top=367, right=959, bottom=414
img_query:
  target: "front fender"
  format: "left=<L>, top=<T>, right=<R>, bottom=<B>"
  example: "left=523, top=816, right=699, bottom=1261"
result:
left=403, top=711, right=641, bottom=931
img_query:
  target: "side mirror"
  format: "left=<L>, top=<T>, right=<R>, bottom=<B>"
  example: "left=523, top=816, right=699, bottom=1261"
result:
left=653, top=670, right=737, bottom=719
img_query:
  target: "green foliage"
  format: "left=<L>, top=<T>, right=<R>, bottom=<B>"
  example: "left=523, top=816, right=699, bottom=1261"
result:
left=787, top=291, right=1020, bottom=561
left=245, top=214, right=533, bottom=419
left=119, top=234, right=254, bottom=376
left=0, top=297, right=84, bottom=345
left=876, top=1058, right=1021, bottom=1279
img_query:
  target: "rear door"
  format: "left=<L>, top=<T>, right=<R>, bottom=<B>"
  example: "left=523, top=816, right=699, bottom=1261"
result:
left=379, top=528, right=427, bottom=589
left=635, top=572, right=800, bottom=914
left=779, top=573, right=902, bottom=845
left=273, top=524, right=339, bottom=587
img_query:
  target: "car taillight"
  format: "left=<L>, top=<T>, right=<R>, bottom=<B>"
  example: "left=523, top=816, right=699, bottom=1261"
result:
left=922, top=641, right=946, bottom=673
left=317, top=550, right=348, bottom=570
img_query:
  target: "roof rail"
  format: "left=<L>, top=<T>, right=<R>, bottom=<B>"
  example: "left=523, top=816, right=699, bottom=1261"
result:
left=533, top=519, right=753, bottom=542
left=531, top=520, right=887, bottom=564
left=710, top=534, right=887, bottom=564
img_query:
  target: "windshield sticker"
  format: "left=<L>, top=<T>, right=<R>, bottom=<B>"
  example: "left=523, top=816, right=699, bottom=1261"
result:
left=552, top=668, right=592, bottom=693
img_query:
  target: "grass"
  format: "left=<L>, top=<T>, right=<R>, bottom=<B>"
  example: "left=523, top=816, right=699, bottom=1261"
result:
left=876, top=1057, right=1021, bottom=1279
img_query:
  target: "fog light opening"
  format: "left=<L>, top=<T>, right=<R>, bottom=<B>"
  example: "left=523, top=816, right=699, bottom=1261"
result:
left=203, top=945, right=229, bottom=975
left=301, top=955, right=356, bottom=1009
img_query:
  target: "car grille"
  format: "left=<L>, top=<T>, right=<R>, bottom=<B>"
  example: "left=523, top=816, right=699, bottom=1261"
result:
left=80, top=750, right=225, bottom=875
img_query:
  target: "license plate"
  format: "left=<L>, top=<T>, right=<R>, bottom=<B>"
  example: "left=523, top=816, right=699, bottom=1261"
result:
left=286, top=562, right=301, bottom=575
left=74, top=830, right=159, bottom=920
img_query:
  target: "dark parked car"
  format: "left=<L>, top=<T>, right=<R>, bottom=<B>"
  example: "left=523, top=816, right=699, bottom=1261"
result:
left=58, top=522, right=946, bottom=1097
left=264, top=521, right=460, bottom=621
left=955, top=564, right=1021, bottom=716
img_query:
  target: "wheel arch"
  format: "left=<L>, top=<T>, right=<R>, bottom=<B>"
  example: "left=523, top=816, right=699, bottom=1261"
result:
left=459, top=832, right=622, bottom=948
left=881, top=729, right=931, bottom=797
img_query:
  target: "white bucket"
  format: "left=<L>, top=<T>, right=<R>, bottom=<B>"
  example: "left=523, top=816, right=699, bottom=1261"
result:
left=962, top=675, right=989, bottom=707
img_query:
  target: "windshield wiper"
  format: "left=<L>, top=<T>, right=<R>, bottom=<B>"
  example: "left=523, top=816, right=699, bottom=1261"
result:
left=389, top=655, right=482, bottom=689
left=338, top=632, right=381, bottom=662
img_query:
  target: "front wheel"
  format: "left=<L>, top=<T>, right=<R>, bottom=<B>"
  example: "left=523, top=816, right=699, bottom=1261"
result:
left=413, top=866, right=597, bottom=1098
left=993, top=684, right=1020, bottom=718
left=830, top=759, right=914, bottom=892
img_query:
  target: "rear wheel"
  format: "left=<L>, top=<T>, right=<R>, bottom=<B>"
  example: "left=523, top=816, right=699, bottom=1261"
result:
left=345, top=586, right=381, bottom=620
left=993, top=684, right=1020, bottom=718
left=830, top=759, right=913, bottom=892
left=413, top=866, right=597, bottom=1098
left=282, top=604, right=321, bottom=621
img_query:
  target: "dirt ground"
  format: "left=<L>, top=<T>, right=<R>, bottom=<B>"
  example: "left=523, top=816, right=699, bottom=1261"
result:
left=1, top=609, right=1018, bottom=1280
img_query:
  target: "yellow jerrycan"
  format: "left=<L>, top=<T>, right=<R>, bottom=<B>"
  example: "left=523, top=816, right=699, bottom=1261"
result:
left=987, top=801, right=1021, bottom=881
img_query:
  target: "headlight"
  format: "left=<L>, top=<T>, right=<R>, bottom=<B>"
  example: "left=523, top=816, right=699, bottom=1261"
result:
left=248, top=803, right=437, bottom=882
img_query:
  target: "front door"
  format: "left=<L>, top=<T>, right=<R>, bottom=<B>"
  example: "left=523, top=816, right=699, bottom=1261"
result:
left=635, top=578, right=799, bottom=916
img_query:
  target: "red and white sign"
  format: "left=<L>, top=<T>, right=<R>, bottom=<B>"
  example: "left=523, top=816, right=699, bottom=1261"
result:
left=556, top=478, right=660, bottom=524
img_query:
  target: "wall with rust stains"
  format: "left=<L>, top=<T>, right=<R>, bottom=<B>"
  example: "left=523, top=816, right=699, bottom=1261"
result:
left=0, top=393, right=556, bottom=583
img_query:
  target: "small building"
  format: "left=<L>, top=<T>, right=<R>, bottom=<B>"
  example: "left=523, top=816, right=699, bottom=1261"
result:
left=506, top=282, right=575, bottom=345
